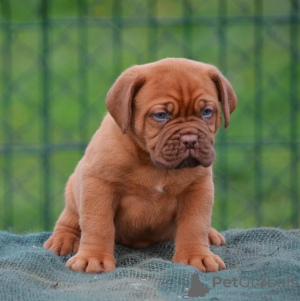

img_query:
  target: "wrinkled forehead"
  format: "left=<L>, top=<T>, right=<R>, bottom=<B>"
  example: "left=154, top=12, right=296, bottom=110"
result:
left=135, top=64, right=219, bottom=111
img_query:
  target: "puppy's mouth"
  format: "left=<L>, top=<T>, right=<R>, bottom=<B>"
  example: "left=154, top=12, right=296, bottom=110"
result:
left=175, top=156, right=200, bottom=169
left=152, top=148, right=214, bottom=170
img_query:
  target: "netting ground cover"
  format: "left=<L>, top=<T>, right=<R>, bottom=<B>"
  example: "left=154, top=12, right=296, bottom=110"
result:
left=0, top=228, right=300, bottom=300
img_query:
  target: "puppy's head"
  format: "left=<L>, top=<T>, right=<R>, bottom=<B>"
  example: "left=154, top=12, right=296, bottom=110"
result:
left=106, top=58, right=237, bottom=169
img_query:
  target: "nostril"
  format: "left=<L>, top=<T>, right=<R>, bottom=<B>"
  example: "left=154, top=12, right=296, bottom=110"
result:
left=180, top=134, right=198, bottom=148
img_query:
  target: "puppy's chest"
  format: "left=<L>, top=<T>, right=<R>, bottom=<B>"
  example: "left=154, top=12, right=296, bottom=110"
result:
left=115, top=179, right=178, bottom=225
left=113, top=169, right=195, bottom=228
left=119, top=168, right=193, bottom=196
left=115, top=189, right=177, bottom=233
left=118, top=180, right=176, bottom=212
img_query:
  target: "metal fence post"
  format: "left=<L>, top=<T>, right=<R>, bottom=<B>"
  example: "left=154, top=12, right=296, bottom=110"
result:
left=254, top=0, right=264, bottom=226
left=2, top=0, right=13, bottom=229
left=113, top=0, right=122, bottom=77
left=182, top=0, right=193, bottom=59
left=218, top=0, right=228, bottom=230
left=253, top=0, right=263, bottom=225
left=40, top=0, right=51, bottom=230
left=77, top=0, right=89, bottom=148
left=147, top=0, right=158, bottom=61
left=290, top=0, right=299, bottom=227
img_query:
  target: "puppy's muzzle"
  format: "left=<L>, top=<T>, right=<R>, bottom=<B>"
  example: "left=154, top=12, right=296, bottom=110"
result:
left=175, top=134, right=201, bottom=169
left=151, top=127, right=216, bottom=170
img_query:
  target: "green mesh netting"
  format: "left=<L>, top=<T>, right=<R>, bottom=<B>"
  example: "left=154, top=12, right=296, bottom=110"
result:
left=0, top=228, right=300, bottom=300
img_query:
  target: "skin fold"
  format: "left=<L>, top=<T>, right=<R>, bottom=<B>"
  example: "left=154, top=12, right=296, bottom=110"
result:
left=44, top=58, right=237, bottom=273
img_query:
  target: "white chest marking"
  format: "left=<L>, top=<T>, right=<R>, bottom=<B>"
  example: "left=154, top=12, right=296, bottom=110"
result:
left=155, top=186, right=164, bottom=193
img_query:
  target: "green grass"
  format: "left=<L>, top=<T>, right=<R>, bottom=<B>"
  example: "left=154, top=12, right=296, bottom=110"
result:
left=0, top=0, right=299, bottom=232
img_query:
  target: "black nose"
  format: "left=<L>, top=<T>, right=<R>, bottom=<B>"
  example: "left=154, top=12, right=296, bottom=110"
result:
left=180, top=134, right=198, bottom=149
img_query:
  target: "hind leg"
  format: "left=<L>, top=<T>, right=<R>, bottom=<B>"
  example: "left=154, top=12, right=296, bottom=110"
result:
left=44, top=207, right=80, bottom=256
left=209, top=227, right=225, bottom=246
left=44, top=177, right=80, bottom=256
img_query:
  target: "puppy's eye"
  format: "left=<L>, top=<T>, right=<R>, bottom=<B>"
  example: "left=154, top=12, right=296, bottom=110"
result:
left=201, top=108, right=213, bottom=119
left=152, top=112, right=169, bottom=122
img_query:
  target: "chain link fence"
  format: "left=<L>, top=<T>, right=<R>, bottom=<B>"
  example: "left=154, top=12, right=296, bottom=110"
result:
left=0, top=0, right=299, bottom=232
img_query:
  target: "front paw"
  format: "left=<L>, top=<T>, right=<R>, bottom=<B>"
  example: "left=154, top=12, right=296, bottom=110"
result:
left=66, top=252, right=116, bottom=273
left=172, top=250, right=226, bottom=272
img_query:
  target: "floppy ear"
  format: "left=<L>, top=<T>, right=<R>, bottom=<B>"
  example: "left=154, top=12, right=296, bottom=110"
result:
left=106, top=67, right=146, bottom=133
left=209, top=69, right=237, bottom=128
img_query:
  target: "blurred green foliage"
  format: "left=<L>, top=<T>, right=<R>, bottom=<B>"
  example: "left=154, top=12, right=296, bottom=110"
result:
left=0, top=0, right=299, bottom=232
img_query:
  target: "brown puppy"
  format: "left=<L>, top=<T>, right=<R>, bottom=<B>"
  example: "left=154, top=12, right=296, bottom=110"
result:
left=44, top=58, right=237, bottom=273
